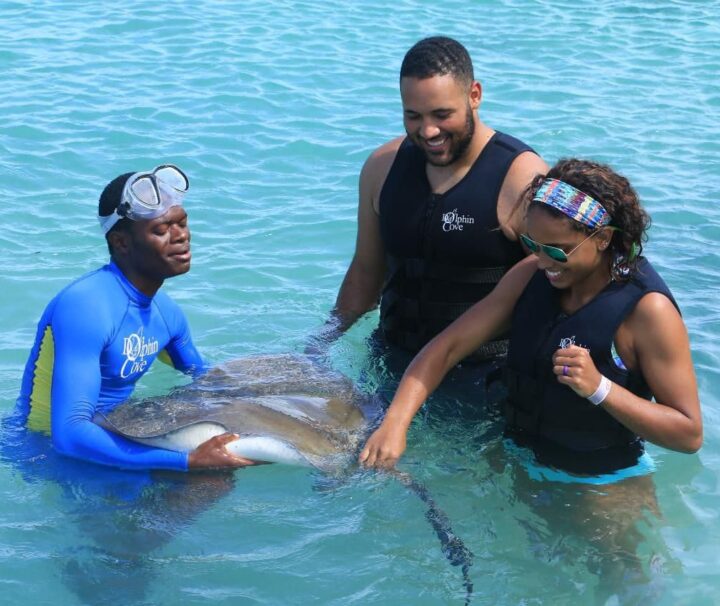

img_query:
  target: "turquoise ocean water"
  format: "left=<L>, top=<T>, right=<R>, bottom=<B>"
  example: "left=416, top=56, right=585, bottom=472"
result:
left=1, top=1, right=719, bottom=604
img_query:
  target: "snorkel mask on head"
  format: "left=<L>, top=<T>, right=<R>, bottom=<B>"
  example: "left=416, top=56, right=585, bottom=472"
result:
left=99, top=164, right=189, bottom=235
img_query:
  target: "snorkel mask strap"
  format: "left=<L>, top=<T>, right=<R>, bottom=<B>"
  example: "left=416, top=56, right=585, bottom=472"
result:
left=99, top=211, right=123, bottom=235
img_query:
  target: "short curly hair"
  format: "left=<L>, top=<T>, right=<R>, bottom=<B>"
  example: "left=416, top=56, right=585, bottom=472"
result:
left=520, top=158, right=650, bottom=280
left=400, top=36, right=474, bottom=89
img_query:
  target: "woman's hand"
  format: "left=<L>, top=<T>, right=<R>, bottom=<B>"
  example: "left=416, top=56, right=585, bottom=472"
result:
left=188, top=433, right=264, bottom=470
left=552, top=344, right=603, bottom=398
left=358, top=422, right=408, bottom=469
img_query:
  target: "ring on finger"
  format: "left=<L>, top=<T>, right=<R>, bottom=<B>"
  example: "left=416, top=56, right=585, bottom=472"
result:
left=562, top=365, right=569, bottom=377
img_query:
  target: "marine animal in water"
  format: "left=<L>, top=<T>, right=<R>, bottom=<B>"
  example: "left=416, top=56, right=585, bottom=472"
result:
left=96, top=354, right=474, bottom=603
left=95, top=354, right=378, bottom=472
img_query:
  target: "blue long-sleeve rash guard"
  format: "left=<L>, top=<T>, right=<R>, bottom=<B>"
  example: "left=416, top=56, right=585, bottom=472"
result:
left=16, top=261, right=205, bottom=471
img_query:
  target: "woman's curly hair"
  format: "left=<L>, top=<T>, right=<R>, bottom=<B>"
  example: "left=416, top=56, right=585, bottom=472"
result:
left=518, top=158, right=651, bottom=280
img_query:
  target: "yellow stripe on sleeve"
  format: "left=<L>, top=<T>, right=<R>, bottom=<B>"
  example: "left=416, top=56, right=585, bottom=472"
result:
left=26, top=326, right=54, bottom=435
left=157, top=348, right=174, bottom=367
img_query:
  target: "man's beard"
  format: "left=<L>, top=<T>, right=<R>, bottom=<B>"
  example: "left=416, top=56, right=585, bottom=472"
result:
left=424, top=106, right=475, bottom=167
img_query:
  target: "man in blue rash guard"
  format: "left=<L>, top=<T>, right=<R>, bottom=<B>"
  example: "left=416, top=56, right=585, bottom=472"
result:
left=15, top=165, right=259, bottom=472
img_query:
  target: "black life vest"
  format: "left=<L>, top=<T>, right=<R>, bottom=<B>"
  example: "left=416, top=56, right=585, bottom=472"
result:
left=503, top=258, right=678, bottom=474
left=378, top=132, right=533, bottom=360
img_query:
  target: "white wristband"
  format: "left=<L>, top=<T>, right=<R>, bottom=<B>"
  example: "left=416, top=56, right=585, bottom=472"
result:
left=587, top=375, right=612, bottom=406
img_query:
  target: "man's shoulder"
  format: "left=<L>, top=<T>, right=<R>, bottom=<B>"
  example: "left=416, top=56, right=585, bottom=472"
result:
left=152, top=289, right=182, bottom=312
left=40, top=265, right=120, bottom=334
left=364, top=136, right=405, bottom=174
left=492, top=130, right=534, bottom=153
left=494, top=133, right=548, bottom=241
left=51, top=265, right=118, bottom=307
left=151, top=290, right=189, bottom=330
left=372, top=135, right=406, bottom=156
left=502, top=146, right=548, bottom=193
left=361, top=136, right=406, bottom=206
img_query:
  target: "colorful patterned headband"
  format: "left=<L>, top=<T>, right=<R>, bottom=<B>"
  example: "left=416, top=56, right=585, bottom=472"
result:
left=532, top=178, right=612, bottom=229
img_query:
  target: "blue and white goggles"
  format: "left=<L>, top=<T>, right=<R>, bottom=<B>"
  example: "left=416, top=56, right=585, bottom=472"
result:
left=99, top=164, right=189, bottom=235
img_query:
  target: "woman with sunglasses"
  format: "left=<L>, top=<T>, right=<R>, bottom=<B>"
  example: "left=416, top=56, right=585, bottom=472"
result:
left=359, top=158, right=703, bottom=477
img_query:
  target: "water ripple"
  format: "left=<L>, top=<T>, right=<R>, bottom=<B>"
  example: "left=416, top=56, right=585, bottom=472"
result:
left=1, top=1, right=720, bottom=604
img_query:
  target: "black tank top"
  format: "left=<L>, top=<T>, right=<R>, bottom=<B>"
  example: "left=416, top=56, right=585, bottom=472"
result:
left=378, top=131, right=533, bottom=359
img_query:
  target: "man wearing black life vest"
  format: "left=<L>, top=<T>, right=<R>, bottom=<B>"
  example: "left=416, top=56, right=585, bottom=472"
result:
left=309, top=36, right=547, bottom=366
